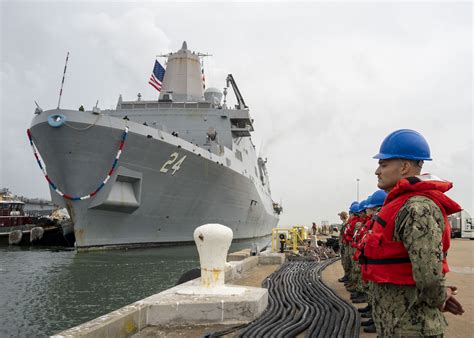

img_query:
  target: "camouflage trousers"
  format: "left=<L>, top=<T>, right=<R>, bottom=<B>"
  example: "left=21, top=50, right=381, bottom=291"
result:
left=365, top=280, right=373, bottom=305
left=341, top=244, right=352, bottom=276
left=348, top=250, right=364, bottom=292
left=352, top=261, right=364, bottom=293
left=346, top=246, right=357, bottom=284
left=371, top=283, right=447, bottom=337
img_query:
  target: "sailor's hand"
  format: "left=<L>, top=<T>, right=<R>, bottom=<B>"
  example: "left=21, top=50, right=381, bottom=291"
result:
left=440, top=286, right=464, bottom=315
left=444, top=297, right=464, bottom=315
left=447, top=285, right=458, bottom=295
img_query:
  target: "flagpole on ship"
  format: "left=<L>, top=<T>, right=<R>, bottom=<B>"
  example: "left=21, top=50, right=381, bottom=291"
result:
left=57, top=52, right=70, bottom=109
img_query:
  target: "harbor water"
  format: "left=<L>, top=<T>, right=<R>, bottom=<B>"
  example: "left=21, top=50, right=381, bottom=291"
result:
left=0, top=238, right=270, bottom=337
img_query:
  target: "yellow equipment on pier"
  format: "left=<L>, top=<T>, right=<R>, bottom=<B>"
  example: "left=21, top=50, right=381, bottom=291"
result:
left=271, top=226, right=310, bottom=254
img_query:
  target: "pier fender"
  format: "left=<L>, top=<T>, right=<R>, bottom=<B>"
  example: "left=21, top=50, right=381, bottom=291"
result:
left=47, top=114, right=67, bottom=128
left=9, top=230, right=23, bottom=245
left=30, top=227, right=45, bottom=243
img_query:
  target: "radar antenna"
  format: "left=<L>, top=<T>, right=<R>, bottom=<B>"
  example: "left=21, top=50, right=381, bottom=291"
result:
left=157, top=41, right=212, bottom=58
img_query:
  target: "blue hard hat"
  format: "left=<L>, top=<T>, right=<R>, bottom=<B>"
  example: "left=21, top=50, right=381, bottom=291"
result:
left=367, top=190, right=387, bottom=208
left=360, top=196, right=372, bottom=212
left=349, top=202, right=359, bottom=213
left=373, top=129, right=432, bottom=161
left=357, top=199, right=368, bottom=212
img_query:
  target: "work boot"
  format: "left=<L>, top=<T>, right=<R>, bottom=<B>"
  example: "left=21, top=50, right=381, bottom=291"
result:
left=350, top=292, right=360, bottom=299
left=364, top=324, right=377, bottom=333
left=358, top=304, right=371, bottom=313
left=352, top=294, right=368, bottom=304
left=338, top=275, right=349, bottom=282
left=361, top=318, right=374, bottom=327
left=361, top=311, right=372, bottom=318
left=351, top=291, right=365, bottom=299
left=344, top=280, right=353, bottom=286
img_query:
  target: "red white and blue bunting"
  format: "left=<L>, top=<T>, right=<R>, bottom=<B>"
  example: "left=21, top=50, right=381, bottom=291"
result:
left=26, top=127, right=129, bottom=201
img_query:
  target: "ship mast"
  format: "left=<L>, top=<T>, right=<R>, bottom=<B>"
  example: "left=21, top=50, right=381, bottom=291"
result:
left=156, top=41, right=211, bottom=102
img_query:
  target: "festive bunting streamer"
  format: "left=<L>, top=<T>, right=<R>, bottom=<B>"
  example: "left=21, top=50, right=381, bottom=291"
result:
left=27, top=126, right=129, bottom=201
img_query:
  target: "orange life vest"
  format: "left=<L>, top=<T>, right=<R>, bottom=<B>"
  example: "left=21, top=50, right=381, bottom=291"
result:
left=352, top=216, right=369, bottom=248
left=344, top=216, right=359, bottom=242
left=360, top=175, right=461, bottom=285
left=353, top=217, right=372, bottom=261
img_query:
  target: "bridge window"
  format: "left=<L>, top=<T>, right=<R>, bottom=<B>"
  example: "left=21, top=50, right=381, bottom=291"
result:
left=235, top=150, right=243, bottom=161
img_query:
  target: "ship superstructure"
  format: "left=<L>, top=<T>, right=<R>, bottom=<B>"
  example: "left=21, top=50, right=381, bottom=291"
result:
left=29, top=42, right=281, bottom=250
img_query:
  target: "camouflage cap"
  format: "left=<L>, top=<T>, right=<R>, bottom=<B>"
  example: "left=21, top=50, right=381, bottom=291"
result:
left=338, top=211, right=348, bottom=218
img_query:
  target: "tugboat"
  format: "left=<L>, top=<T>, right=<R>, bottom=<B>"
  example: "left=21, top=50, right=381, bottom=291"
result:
left=0, top=189, right=74, bottom=246
left=28, top=42, right=281, bottom=251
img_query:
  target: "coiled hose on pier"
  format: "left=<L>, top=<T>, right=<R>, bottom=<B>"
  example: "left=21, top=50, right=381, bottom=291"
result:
left=206, top=257, right=360, bottom=338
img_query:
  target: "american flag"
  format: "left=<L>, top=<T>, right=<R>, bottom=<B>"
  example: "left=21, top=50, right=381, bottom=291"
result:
left=149, top=60, right=165, bottom=92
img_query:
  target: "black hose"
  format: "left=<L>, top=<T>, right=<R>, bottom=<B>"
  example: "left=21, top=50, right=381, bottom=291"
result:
left=207, top=258, right=360, bottom=338
left=240, top=258, right=359, bottom=338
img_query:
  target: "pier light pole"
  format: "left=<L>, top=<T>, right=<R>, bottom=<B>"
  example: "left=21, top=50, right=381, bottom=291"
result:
left=356, top=178, right=360, bottom=201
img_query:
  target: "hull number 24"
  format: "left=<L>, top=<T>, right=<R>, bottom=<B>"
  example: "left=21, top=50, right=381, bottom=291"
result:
left=160, top=152, right=187, bottom=175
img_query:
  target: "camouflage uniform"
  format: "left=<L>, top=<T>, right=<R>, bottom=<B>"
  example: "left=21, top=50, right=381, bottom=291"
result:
left=366, top=280, right=374, bottom=306
left=350, top=221, right=363, bottom=287
left=354, top=260, right=364, bottom=293
left=338, top=222, right=346, bottom=253
left=346, top=245, right=355, bottom=283
left=344, top=245, right=354, bottom=280
left=363, top=208, right=381, bottom=304
left=372, top=196, right=447, bottom=337
left=339, top=222, right=352, bottom=276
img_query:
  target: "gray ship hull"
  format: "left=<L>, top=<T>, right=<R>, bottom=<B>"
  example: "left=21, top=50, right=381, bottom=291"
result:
left=30, top=110, right=279, bottom=250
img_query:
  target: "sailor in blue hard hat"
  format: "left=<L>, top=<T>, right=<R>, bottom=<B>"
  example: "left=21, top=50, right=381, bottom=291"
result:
left=338, top=201, right=358, bottom=283
left=366, top=129, right=464, bottom=337
left=349, top=197, right=372, bottom=305
left=357, top=189, right=387, bottom=333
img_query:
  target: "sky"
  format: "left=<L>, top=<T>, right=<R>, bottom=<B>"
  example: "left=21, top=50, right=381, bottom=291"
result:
left=0, top=1, right=472, bottom=226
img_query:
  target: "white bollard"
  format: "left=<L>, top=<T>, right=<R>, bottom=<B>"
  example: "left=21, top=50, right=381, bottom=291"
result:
left=177, top=223, right=246, bottom=295
left=194, top=223, right=233, bottom=289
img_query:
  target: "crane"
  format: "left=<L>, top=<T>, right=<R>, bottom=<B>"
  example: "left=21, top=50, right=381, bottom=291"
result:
left=226, top=74, right=248, bottom=109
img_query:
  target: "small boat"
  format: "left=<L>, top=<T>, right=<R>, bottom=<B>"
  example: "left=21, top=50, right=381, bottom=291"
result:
left=0, top=189, right=74, bottom=246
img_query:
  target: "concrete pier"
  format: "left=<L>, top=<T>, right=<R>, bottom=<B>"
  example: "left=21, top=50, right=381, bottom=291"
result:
left=52, top=236, right=472, bottom=338
left=53, top=250, right=285, bottom=337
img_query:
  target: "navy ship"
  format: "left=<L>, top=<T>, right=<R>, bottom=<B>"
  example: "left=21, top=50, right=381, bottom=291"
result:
left=29, top=42, right=281, bottom=251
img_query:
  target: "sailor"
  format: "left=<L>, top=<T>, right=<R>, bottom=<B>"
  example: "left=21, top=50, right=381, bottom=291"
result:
left=337, top=206, right=353, bottom=282
left=348, top=198, right=369, bottom=303
left=361, top=129, right=464, bottom=337
left=338, top=202, right=358, bottom=284
left=337, top=211, right=349, bottom=283
left=355, top=189, right=387, bottom=333
left=338, top=211, right=348, bottom=227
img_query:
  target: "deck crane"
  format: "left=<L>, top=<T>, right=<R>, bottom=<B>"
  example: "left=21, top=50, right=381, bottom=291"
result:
left=226, top=74, right=248, bottom=109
